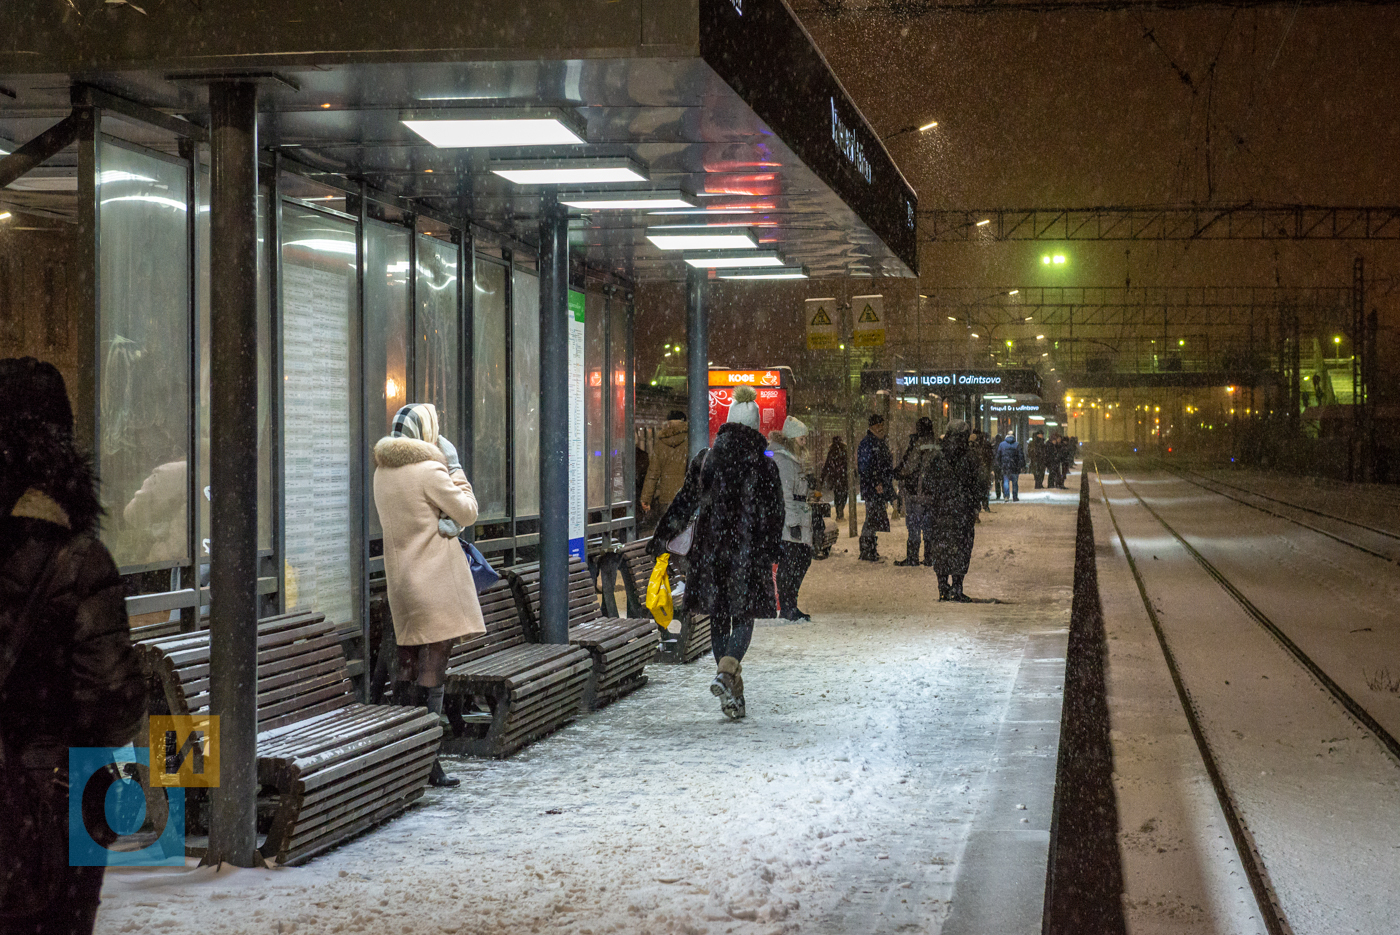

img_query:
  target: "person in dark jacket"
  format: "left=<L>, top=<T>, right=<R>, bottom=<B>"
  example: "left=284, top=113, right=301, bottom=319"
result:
left=1028, top=430, right=1047, bottom=489
left=986, top=432, right=1003, bottom=502
left=996, top=433, right=1025, bottom=501
left=653, top=387, right=783, bottom=719
left=820, top=437, right=849, bottom=520
left=922, top=419, right=985, bottom=601
left=1046, top=433, right=1065, bottom=488
left=856, top=414, right=894, bottom=561
left=0, top=357, right=144, bottom=934
left=894, top=417, right=939, bottom=566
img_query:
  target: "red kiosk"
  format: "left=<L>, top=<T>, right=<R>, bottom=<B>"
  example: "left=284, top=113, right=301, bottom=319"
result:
left=707, top=368, right=793, bottom=442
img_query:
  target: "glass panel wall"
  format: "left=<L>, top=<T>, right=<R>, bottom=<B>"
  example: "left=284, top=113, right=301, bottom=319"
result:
left=416, top=235, right=460, bottom=441
left=610, top=294, right=631, bottom=508
left=472, top=258, right=508, bottom=521
left=280, top=204, right=357, bottom=629
left=512, top=267, right=540, bottom=518
left=97, top=141, right=191, bottom=570
left=363, top=221, right=410, bottom=536
left=585, top=291, right=605, bottom=509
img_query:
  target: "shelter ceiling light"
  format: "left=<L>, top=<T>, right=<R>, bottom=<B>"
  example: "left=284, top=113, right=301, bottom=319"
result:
left=403, top=107, right=586, bottom=148
left=648, top=228, right=759, bottom=251
left=683, top=251, right=784, bottom=269
left=491, top=157, right=646, bottom=186
left=559, top=190, right=696, bottom=210
left=716, top=266, right=809, bottom=280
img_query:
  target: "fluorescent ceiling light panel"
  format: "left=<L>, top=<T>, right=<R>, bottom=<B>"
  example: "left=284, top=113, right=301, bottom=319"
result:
left=401, top=108, right=585, bottom=148
left=647, top=228, right=758, bottom=251
left=683, top=251, right=784, bottom=269
left=558, top=190, right=696, bottom=210
left=491, top=157, right=647, bottom=186
left=716, top=266, right=809, bottom=280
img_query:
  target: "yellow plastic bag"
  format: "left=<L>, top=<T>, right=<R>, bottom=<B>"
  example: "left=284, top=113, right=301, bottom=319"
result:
left=645, top=553, right=674, bottom=630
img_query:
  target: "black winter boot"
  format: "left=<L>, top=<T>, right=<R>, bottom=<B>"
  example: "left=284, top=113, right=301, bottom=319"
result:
left=951, top=576, right=973, bottom=602
left=392, top=680, right=417, bottom=706
left=938, top=575, right=952, bottom=601
left=418, top=685, right=461, bottom=788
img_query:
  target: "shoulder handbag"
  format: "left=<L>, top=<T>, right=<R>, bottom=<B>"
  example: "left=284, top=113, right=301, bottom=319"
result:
left=459, top=538, right=501, bottom=593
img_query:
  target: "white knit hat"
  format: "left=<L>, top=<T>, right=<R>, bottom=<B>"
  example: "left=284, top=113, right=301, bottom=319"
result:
left=780, top=415, right=807, bottom=439
left=726, top=386, right=761, bottom=431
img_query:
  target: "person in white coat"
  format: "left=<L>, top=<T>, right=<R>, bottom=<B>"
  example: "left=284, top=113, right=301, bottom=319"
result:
left=769, top=416, right=814, bottom=621
left=373, top=402, right=482, bottom=787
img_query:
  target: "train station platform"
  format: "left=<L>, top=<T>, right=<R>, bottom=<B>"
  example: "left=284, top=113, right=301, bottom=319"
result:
left=93, top=489, right=1080, bottom=934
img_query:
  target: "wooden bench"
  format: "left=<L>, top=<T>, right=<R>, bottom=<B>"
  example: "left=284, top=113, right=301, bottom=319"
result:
left=440, top=571, right=593, bottom=757
left=138, top=611, right=442, bottom=866
left=615, top=538, right=711, bottom=665
left=515, top=556, right=660, bottom=709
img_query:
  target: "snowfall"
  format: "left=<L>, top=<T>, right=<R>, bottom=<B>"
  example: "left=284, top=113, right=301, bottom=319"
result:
left=94, top=491, right=1080, bottom=935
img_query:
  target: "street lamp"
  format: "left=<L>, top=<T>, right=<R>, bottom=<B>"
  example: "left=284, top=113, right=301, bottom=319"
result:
left=881, top=119, right=939, bottom=144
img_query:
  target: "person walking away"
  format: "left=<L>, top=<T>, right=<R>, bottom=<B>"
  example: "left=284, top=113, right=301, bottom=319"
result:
left=1028, top=430, right=1047, bottom=489
left=1056, top=435, right=1073, bottom=488
left=770, top=417, right=814, bottom=620
left=856, top=414, right=894, bottom=561
left=894, top=417, right=939, bottom=566
left=640, top=410, right=688, bottom=519
left=923, top=419, right=986, bottom=601
left=1, top=357, right=144, bottom=934
left=997, top=432, right=1025, bottom=501
left=373, top=402, right=482, bottom=787
left=661, top=386, right=783, bottom=719
left=970, top=429, right=994, bottom=512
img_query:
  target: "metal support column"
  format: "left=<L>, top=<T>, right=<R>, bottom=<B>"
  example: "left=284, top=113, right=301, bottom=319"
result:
left=205, top=80, right=261, bottom=869
left=686, top=266, right=709, bottom=460
left=537, top=195, right=570, bottom=645
left=72, top=105, right=99, bottom=455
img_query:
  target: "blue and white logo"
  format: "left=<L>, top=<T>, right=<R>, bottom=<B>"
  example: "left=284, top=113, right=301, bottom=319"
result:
left=69, top=746, right=185, bottom=867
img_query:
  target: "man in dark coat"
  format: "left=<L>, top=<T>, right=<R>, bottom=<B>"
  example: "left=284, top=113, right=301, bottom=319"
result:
left=1028, top=430, right=1047, bottom=489
left=922, top=419, right=985, bottom=601
left=820, top=437, right=849, bottom=520
left=856, top=414, right=894, bottom=561
left=996, top=433, right=1025, bottom=501
left=0, top=357, right=144, bottom=934
left=653, top=387, right=783, bottom=719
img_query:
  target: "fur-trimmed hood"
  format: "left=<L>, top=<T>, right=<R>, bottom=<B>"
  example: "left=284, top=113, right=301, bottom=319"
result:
left=373, top=435, right=447, bottom=469
left=1, top=420, right=102, bottom=534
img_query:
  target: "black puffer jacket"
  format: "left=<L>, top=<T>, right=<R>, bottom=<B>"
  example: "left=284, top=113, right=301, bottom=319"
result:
left=670, top=423, right=784, bottom=619
left=0, top=422, right=143, bottom=768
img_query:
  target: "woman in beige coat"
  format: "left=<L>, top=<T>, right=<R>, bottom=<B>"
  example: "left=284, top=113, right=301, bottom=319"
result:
left=373, top=403, right=483, bottom=787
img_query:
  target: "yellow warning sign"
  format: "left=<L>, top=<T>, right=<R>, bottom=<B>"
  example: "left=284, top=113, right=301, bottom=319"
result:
left=804, top=297, right=838, bottom=350
left=852, top=294, right=885, bottom=348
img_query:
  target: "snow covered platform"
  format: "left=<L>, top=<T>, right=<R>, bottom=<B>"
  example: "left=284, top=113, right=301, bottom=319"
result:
left=95, top=495, right=1079, bottom=935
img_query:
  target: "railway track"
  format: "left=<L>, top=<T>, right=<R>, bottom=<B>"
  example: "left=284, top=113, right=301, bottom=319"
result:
left=1092, top=456, right=1400, bottom=935
left=1158, top=464, right=1400, bottom=564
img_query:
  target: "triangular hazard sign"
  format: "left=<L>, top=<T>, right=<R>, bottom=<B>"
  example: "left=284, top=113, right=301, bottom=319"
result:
left=858, top=303, right=880, bottom=323
left=809, top=306, right=832, bottom=326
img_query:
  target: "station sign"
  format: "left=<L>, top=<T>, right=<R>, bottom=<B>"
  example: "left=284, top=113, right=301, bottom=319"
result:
left=892, top=369, right=1043, bottom=397
left=709, top=369, right=785, bottom=388
left=988, top=404, right=1045, bottom=413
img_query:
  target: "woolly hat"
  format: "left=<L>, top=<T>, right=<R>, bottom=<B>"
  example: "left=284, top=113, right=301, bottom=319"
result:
left=945, top=418, right=970, bottom=436
left=726, top=386, right=761, bottom=431
left=780, top=415, right=807, bottom=439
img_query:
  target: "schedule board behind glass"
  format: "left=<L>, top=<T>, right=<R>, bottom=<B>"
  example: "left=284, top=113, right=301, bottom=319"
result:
left=472, top=257, right=508, bottom=521
left=512, top=267, right=540, bottom=518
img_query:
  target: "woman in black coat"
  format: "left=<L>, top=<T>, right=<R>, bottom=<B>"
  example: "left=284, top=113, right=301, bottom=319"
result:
left=0, top=357, right=144, bottom=934
left=924, top=420, right=987, bottom=602
left=653, top=392, right=783, bottom=719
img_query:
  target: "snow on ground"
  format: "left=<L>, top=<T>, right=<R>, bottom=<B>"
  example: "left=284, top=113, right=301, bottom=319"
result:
left=95, top=492, right=1077, bottom=935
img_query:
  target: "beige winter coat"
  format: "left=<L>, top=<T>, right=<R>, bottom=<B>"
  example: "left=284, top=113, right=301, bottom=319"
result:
left=372, top=436, right=485, bottom=645
left=640, top=420, right=689, bottom=510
